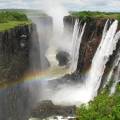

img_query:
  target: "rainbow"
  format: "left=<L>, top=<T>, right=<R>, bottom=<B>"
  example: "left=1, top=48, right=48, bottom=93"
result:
left=0, top=67, right=69, bottom=89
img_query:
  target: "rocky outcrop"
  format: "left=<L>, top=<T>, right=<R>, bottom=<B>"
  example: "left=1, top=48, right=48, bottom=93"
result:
left=31, top=100, right=76, bottom=119
left=0, top=24, right=32, bottom=83
left=56, top=51, right=70, bottom=66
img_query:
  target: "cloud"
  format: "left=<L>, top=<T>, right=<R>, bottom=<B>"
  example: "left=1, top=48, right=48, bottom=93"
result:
left=0, top=0, right=120, bottom=12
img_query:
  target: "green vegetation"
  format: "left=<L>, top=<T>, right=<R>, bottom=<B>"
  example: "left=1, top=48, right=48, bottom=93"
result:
left=0, top=9, right=48, bottom=17
left=0, top=21, right=31, bottom=31
left=71, top=11, right=120, bottom=21
left=0, top=11, right=31, bottom=31
left=77, top=85, right=120, bottom=120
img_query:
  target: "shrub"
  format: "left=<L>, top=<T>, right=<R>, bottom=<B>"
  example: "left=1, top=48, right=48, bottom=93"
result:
left=0, top=11, right=28, bottom=23
left=76, top=86, right=120, bottom=120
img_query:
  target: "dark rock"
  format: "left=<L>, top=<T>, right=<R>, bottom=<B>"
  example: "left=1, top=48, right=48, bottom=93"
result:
left=56, top=51, right=70, bottom=66
left=31, top=100, right=76, bottom=119
left=0, top=24, right=32, bottom=83
left=0, top=24, right=34, bottom=120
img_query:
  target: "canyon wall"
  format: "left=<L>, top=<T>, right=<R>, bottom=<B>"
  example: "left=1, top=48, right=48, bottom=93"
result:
left=0, top=24, right=32, bottom=84
left=0, top=24, right=33, bottom=120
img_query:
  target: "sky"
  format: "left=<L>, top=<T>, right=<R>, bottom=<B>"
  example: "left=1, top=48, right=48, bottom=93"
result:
left=0, top=0, right=120, bottom=12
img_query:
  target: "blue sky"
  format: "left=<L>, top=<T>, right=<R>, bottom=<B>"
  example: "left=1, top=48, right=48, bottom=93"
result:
left=0, top=0, right=120, bottom=12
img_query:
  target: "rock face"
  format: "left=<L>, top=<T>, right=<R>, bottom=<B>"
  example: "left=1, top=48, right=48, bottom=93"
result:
left=0, top=24, right=32, bottom=83
left=0, top=25, right=33, bottom=120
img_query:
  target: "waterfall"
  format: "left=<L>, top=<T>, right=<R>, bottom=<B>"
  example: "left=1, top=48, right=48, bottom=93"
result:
left=101, top=19, right=109, bottom=40
left=110, top=62, right=120, bottom=95
left=104, top=50, right=120, bottom=88
left=86, top=20, right=120, bottom=99
left=70, top=20, right=86, bottom=73
left=108, top=49, right=120, bottom=94
left=103, top=68, right=113, bottom=88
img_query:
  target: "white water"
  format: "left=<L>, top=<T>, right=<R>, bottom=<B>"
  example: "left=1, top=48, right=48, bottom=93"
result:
left=101, top=19, right=109, bottom=40
left=109, top=50, right=120, bottom=95
left=70, top=20, right=86, bottom=73
left=104, top=49, right=120, bottom=88
left=86, top=20, right=120, bottom=99
left=110, top=62, right=120, bottom=95
left=103, top=68, right=113, bottom=88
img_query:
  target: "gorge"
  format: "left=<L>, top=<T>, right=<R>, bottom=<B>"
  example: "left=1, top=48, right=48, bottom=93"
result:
left=0, top=10, right=120, bottom=120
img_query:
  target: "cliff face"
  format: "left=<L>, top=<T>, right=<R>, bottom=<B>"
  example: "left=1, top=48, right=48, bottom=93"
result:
left=0, top=25, right=32, bottom=83
left=64, top=16, right=120, bottom=75
left=0, top=25, right=33, bottom=120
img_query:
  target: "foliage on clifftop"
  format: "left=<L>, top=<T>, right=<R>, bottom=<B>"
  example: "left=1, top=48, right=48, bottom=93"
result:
left=0, top=11, right=31, bottom=31
left=77, top=85, right=120, bottom=120
left=71, top=11, right=120, bottom=21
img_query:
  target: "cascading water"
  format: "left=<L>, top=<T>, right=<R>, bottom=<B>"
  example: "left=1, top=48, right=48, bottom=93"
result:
left=110, top=62, right=120, bottom=95
left=86, top=20, right=120, bottom=99
left=101, top=19, right=109, bottom=41
left=103, top=50, right=120, bottom=89
left=70, top=20, right=86, bottom=73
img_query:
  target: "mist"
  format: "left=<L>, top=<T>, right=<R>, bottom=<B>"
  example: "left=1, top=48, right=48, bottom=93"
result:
left=27, top=0, right=88, bottom=106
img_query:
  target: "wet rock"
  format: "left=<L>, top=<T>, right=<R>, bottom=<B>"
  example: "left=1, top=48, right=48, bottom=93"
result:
left=30, top=100, right=76, bottom=119
left=56, top=51, right=70, bottom=66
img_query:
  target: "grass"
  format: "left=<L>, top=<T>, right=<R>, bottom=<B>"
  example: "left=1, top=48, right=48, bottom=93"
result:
left=0, top=11, right=31, bottom=31
left=0, top=21, right=31, bottom=32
